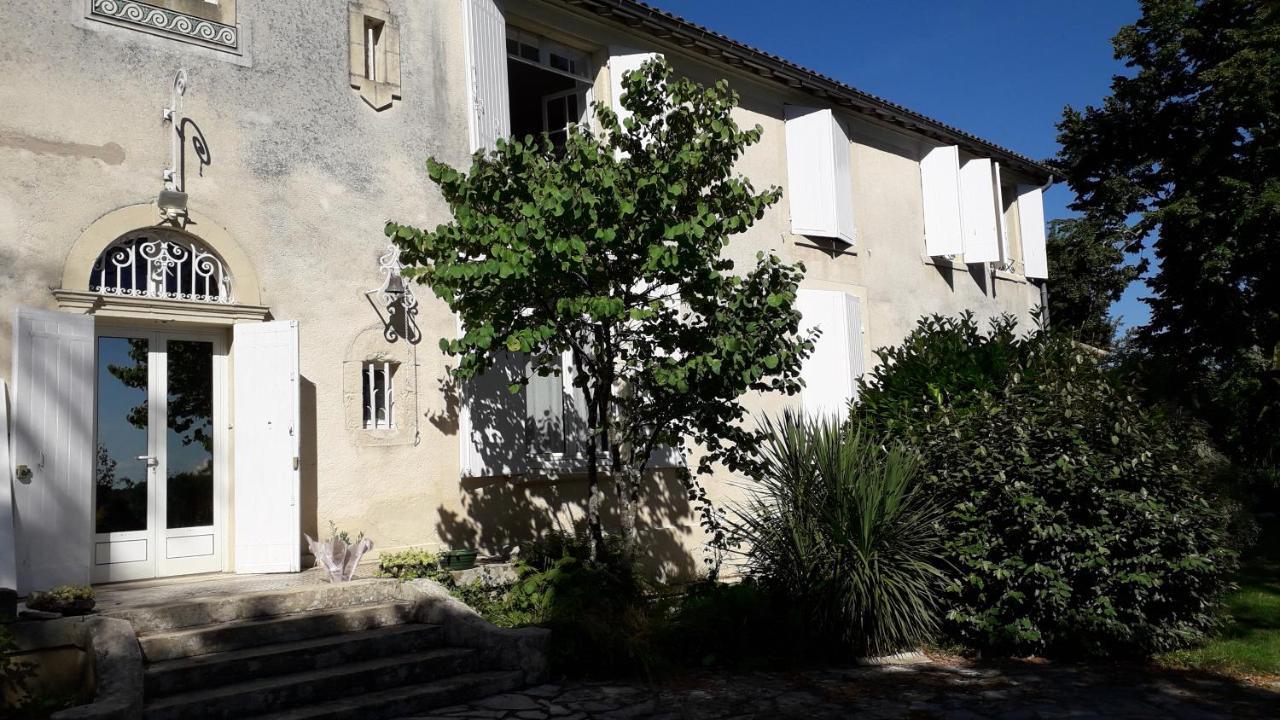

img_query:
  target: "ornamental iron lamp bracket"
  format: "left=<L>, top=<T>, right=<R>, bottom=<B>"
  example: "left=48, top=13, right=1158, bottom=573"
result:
left=366, top=243, right=421, bottom=344
left=159, top=68, right=211, bottom=227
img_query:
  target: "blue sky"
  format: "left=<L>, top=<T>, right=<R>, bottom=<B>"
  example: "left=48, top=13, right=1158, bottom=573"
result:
left=648, top=0, right=1150, bottom=329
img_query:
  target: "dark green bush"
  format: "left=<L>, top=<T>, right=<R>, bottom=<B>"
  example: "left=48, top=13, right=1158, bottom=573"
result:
left=725, top=411, right=947, bottom=656
left=653, top=579, right=817, bottom=668
left=856, top=313, right=1238, bottom=657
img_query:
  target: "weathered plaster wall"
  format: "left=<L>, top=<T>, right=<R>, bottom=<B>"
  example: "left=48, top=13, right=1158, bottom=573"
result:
left=0, top=0, right=1042, bottom=581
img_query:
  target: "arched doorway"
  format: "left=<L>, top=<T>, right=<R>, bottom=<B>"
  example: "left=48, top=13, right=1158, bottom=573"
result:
left=88, top=229, right=234, bottom=581
left=10, top=205, right=300, bottom=593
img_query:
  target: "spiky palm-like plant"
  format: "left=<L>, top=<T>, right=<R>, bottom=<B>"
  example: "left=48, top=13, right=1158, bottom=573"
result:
left=727, top=410, right=945, bottom=656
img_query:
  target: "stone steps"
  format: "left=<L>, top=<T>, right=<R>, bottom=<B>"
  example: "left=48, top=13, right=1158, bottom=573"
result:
left=145, top=623, right=444, bottom=698
left=138, top=601, right=414, bottom=662
left=143, top=647, right=482, bottom=720
left=130, top=583, right=537, bottom=720
left=251, top=670, right=526, bottom=720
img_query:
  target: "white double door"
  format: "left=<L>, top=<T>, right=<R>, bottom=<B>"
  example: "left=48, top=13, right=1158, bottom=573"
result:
left=92, top=327, right=228, bottom=582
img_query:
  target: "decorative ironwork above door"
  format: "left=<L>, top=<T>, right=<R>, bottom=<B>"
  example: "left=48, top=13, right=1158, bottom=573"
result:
left=90, top=229, right=233, bottom=304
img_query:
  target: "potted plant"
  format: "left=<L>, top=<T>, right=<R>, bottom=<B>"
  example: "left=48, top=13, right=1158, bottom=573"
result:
left=438, top=549, right=478, bottom=571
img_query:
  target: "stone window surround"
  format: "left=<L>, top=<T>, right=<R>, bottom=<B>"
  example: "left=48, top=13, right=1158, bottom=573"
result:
left=85, top=0, right=243, bottom=55
left=343, top=327, right=417, bottom=447
left=349, top=0, right=402, bottom=111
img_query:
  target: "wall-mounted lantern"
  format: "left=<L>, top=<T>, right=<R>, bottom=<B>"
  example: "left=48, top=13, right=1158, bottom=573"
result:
left=368, top=243, right=420, bottom=344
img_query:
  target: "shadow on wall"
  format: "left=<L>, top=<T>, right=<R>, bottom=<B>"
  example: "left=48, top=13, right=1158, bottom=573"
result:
left=433, top=361, right=706, bottom=582
left=299, top=376, right=319, bottom=551
left=435, top=470, right=704, bottom=583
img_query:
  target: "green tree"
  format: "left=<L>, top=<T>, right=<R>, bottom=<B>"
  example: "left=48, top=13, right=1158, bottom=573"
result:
left=1044, top=217, right=1141, bottom=348
left=1053, top=0, right=1280, bottom=475
left=389, top=59, right=811, bottom=557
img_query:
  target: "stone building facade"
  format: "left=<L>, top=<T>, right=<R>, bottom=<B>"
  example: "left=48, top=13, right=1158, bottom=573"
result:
left=0, top=0, right=1052, bottom=593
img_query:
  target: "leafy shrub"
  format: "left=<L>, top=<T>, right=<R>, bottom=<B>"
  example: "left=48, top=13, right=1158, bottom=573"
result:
left=26, top=585, right=95, bottom=615
left=653, top=579, right=816, bottom=669
left=376, top=548, right=450, bottom=582
left=725, top=411, right=947, bottom=656
left=856, top=313, right=1238, bottom=656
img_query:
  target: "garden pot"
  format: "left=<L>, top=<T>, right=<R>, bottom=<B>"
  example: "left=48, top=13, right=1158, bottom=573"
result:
left=439, top=549, right=478, bottom=571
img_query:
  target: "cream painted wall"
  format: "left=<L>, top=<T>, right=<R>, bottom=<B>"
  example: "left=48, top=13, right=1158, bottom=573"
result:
left=0, top=0, right=1044, bottom=581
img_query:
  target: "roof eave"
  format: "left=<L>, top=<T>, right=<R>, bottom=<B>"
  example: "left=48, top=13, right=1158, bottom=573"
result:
left=557, top=0, right=1055, bottom=183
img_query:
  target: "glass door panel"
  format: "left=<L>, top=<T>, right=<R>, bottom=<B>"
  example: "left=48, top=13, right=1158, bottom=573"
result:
left=157, top=335, right=221, bottom=577
left=93, top=335, right=156, bottom=582
left=93, top=329, right=225, bottom=583
left=165, top=340, right=214, bottom=529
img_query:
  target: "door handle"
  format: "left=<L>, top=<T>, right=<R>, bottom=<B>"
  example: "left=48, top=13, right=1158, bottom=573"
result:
left=15, top=464, right=32, bottom=482
left=136, top=455, right=159, bottom=468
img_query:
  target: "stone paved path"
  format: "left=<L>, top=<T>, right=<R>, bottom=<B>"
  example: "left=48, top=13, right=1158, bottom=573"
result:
left=399, top=659, right=1280, bottom=719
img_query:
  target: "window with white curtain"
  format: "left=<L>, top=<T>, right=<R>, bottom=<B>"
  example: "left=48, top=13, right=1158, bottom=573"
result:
left=362, top=361, right=396, bottom=429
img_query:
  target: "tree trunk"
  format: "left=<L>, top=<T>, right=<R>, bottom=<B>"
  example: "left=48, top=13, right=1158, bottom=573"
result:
left=583, top=378, right=604, bottom=563
left=618, top=462, right=642, bottom=558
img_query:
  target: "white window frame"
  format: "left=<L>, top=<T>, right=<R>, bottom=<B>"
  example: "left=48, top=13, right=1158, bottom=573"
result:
left=362, top=361, right=396, bottom=430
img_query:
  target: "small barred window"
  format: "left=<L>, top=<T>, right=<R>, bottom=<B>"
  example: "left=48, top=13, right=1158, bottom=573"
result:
left=362, top=361, right=396, bottom=429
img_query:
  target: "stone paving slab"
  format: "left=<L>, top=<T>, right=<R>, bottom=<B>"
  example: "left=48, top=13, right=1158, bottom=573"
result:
left=393, top=660, right=1280, bottom=719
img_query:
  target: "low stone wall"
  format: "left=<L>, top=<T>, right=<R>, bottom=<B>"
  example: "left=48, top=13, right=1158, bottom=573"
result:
left=9, top=616, right=142, bottom=720
left=395, top=579, right=550, bottom=685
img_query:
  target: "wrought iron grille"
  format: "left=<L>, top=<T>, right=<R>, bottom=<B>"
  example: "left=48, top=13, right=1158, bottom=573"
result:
left=90, top=230, right=233, bottom=304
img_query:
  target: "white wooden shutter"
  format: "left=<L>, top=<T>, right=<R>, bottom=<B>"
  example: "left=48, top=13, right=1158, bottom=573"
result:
left=461, top=352, right=528, bottom=477
left=11, top=307, right=94, bottom=594
left=609, top=48, right=662, bottom=128
left=920, top=145, right=964, bottom=256
left=462, top=0, right=511, bottom=153
left=1018, top=184, right=1049, bottom=279
left=233, top=321, right=301, bottom=574
left=959, top=157, right=1001, bottom=263
left=796, top=290, right=866, bottom=420
left=0, top=379, right=14, bottom=591
left=785, top=106, right=857, bottom=245
left=993, top=162, right=1011, bottom=264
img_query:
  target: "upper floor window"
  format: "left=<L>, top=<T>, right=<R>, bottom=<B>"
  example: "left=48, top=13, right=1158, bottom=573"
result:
left=88, top=0, right=240, bottom=53
left=90, top=229, right=233, bottom=304
left=506, top=28, right=593, bottom=154
left=348, top=0, right=402, bottom=110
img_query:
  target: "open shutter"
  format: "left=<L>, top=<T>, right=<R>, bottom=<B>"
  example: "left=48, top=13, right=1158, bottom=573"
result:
left=796, top=290, right=866, bottom=420
left=1018, top=184, right=1049, bottom=279
left=959, top=157, right=1001, bottom=263
left=462, top=0, right=511, bottom=153
left=920, top=145, right=964, bottom=256
left=461, top=352, right=528, bottom=477
left=785, top=106, right=856, bottom=244
left=0, top=380, right=14, bottom=591
left=11, top=307, right=94, bottom=594
left=993, top=163, right=1012, bottom=264
left=233, top=321, right=301, bottom=574
left=608, top=48, right=661, bottom=128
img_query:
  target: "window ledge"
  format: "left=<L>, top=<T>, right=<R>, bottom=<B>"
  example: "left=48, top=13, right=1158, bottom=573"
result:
left=921, top=253, right=966, bottom=271
left=992, top=268, right=1027, bottom=284
left=85, top=0, right=245, bottom=57
left=53, top=289, right=271, bottom=324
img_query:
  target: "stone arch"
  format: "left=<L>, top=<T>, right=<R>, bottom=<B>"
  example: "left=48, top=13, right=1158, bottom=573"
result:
left=62, top=203, right=262, bottom=306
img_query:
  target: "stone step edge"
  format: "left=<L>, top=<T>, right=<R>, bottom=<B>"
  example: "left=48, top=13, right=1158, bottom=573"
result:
left=136, top=600, right=410, bottom=640
left=137, top=601, right=414, bottom=662
left=250, top=670, right=526, bottom=720
left=143, top=646, right=478, bottom=713
left=106, top=578, right=403, bottom=633
left=144, top=623, right=442, bottom=690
